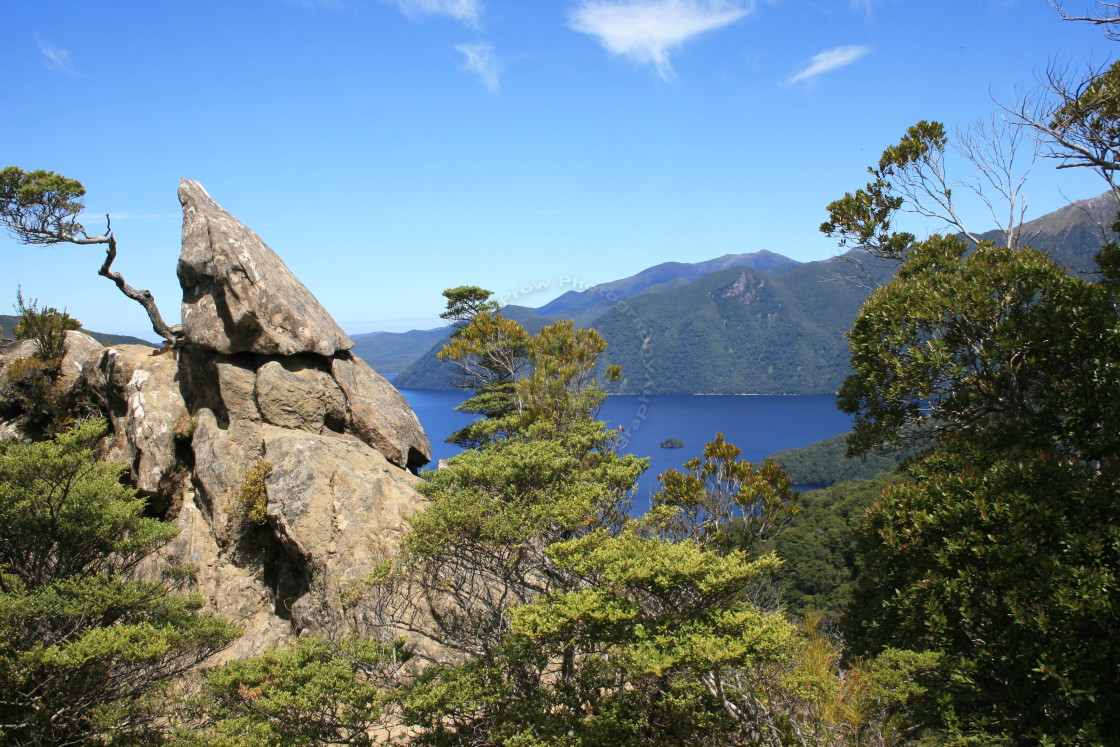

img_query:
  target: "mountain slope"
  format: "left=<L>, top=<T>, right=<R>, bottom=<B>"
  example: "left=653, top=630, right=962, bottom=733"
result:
left=393, top=254, right=889, bottom=394
left=977, top=191, right=1118, bottom=273
left=351, top=327, right=449, bottom=374
left=535, top=250, right=802, bottom=322
left=391, top=192, right=1117, bottom=394
left=593, top=257, right=892, bottom=394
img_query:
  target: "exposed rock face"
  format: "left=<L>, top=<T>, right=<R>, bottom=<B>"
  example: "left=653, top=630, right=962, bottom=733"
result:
left=178, top=179, right=354, bottom=357
left=255, top=358, right=348, bottom=434
left=331, top=352, right=431, bottom=471
left=0, top=182, right=434, bottom=659
left=0, top=331, right=103, bottom=392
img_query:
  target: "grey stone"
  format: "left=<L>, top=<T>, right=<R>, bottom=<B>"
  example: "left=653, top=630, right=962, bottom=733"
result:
left=116, top=348, right=188, bottom=495
left=331, top=352, right=431, bottom=470
left=261, top=425, right=424, bottom=633
left=214, top=355, right=261, bottom=424
left=177, top=180, right=354, bottom=356
left=255, top=358, right=347, bottom=434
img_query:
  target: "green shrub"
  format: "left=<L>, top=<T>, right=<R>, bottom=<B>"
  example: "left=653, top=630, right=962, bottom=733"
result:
left=13, top=287, right=81, bottom=363
left=231, top=460, right=273, bottom=525
left=0, top=355, right=66, bottom=439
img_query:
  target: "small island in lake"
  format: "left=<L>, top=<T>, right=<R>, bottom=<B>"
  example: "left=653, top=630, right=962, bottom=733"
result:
left=660, top=438, right=685, bottom=449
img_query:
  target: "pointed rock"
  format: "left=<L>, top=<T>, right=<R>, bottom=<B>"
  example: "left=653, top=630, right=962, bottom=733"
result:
left=178, top=180, right=354, bottom=356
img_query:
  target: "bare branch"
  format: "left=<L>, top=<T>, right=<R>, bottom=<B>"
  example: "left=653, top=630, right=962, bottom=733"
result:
left=1006, top=60, right=1120, bottom=204
left=97, top=232, right=182, bottom=347
left=953, top=116, right=1038, bottom=249
left=889, top=134, right=986, bottom=246
left=1050, top=1, right=1120, bottom=38
left=49, top=216, right=183, bottom=347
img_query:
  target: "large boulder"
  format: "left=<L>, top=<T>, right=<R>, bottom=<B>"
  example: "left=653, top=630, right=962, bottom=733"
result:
left=255, top=358, right=347, bottom=434
left=105, top=346, right=188, bottom=496
left=261, top=425, right=424, bottom=633
left=332, top=352, right=430, bottom=471
left=178, top=179, right=354, bottom=357
left=0, top=331, right=103, bottom=391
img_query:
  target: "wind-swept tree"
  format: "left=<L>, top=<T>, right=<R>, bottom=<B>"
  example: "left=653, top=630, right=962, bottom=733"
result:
left=0, top=167, right=181, bottom=346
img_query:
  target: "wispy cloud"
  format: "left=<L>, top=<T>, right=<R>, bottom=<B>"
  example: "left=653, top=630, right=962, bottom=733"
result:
left=850, top=0, right=872, bottom=12
left=384, top=0, right=484, bottom=28
left=455, top=43, right=502, bottom=93
left=787, top=44, right=870, bottom=84
left=36, top=36, right=76, bottom=75
left=108, top=212, right=179, bottom=222
left=77, top=211, right=177, bottom=228
left=288, top=0, right=348, bottom=9
left=568, top=0, right=754, bottom=81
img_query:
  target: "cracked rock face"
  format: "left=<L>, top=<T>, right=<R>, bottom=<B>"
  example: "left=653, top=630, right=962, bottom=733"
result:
left=1, top=181, right=434, bottom=659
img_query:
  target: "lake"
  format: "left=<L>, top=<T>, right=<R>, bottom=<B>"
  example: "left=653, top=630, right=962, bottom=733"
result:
left=395, top=384, right=852, bottom=511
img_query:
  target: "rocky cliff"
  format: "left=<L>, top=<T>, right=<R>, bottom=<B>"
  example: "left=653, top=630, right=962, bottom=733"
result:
left=0, top=181, right=432, bottom=659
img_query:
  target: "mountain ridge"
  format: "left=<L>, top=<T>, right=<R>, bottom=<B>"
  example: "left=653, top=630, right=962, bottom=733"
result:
left=389, top=190, right=1118, bottom=394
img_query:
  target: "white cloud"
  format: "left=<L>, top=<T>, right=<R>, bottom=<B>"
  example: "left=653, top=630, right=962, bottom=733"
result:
left=568, top=0, right=753, bottom=81
left=76, top=212, right=176, bottom=231
left=455, top=43, right=502, bottom=93
left=36, top=36, right=76, bottom=75
left=289, top=0, right=348, bottom=8
left=385, top=0, right=483, bottom=28
left=787, top=44, right=870, bottom=84
left=850, top=0, right=872, bottom=12
left=107, top=212, right=179, bottom=222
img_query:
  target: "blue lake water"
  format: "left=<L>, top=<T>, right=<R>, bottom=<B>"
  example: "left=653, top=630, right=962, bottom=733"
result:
left=395, top=383, right=852, bottom=511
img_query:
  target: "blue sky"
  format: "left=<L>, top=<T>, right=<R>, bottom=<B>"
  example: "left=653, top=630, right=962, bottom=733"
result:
left=1, top=0, right=1115, bottom=340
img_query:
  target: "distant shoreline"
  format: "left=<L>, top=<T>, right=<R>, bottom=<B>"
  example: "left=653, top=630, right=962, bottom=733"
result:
left=604, top=391, right=825, bottom=397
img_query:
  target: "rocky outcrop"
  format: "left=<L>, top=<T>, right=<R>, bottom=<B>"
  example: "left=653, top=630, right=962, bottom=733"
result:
left=1, top=182, right=434, bottom=659
left=178, top=180, right=354, bottom=357
left=0, top=331, right=103, bottom=391
left=331, top=352, right=430, bottom=471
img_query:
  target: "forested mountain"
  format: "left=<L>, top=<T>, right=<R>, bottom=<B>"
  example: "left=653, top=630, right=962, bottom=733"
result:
left=534, top=249, right=801, bottom=323
left=591, top=256, right=892, bottom=394
left=350, top=327, right=449, bottom=374
left=369, top=251, right=803, bottom=380
left=391, top=251, right=891, bottom=393
left=380, top=192, right=1117, bottom=394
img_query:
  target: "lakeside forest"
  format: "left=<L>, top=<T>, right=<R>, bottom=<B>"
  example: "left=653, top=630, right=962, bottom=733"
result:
left=2, top=8, right=1120, bottom=747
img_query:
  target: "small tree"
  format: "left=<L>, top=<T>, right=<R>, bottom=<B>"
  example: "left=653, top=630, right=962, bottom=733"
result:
left=0, top=290, right=91, bottom=440
left=393, top=308, right=875, bottom=745
left=0, top=167, right=181, bottom=346
left=436, top=286, right=531, bottom=448
left=439, top=285, right=500, bottom=330
left=12, top=287, right=81, bottom=363
left=0, top=420, right=239, bottom=744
